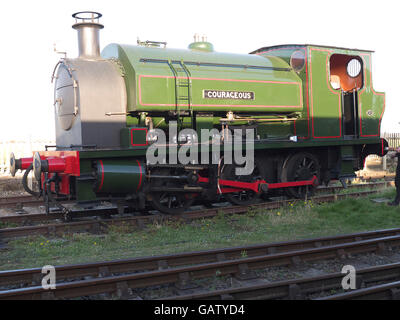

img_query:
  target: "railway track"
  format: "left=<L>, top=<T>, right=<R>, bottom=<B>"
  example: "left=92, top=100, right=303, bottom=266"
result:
left=1, top=227, right=400, bottom=289
left=0, top=190, right=383, bottom=240
left=0, top=180, right=392, bottom=209
left=167, top=262, right=400, bottom=300
left=1, top=229, right=400, bottom=299
left=318, top=280, right=400, bottom=300
left=357, top=173, right=396, bottom=181
left=0, top=195, right=41, bottom=209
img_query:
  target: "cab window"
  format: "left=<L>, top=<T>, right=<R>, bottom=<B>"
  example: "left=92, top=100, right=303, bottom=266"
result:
left=329, top=54, right=363, bottom=91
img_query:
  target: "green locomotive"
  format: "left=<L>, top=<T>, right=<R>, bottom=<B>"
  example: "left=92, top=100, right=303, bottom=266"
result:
left=10, top=12, right=387, bottom=216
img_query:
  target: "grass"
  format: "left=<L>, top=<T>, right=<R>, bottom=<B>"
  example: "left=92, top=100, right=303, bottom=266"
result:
left=1, top=188, right=400, bottom=270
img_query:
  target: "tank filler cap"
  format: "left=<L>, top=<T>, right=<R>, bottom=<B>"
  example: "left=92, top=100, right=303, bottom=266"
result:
left=188, top=34, right=214, bottom=52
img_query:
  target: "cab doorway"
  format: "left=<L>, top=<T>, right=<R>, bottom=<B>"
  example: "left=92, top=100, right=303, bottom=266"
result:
left=329, top=54, right=363, bottom=139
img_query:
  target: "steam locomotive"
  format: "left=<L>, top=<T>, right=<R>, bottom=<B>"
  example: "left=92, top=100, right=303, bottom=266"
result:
left=10, top=12, right=387, bottom=217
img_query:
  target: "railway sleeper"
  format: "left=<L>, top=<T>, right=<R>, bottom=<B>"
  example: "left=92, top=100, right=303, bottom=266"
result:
left=98, top=266, right=111, bottom=278
left=288, top=284, right=304, bottom=300
left=234, top=263, right=257, bottom=281
left=175, top=272, right=198, bottom=291
left=216, top=253, right=227, bottom=262
left=157, top=260, right=169, bottom=270
left=115, top=281, right=134, bottom=299
left=390, top=288, right=400, bottom=300
left=41, top=292, right=55, bottom=300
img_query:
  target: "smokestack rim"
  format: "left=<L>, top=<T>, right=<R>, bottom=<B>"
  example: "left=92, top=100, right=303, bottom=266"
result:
left=72, top=11, right=102, bottom=20
left=72, top=22, right=104, bottom=30
left=72, top=11, right=104, bottom=29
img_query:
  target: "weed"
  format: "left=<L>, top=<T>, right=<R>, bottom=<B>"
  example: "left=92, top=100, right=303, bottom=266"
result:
left=245, top=207, right=258, bottom=218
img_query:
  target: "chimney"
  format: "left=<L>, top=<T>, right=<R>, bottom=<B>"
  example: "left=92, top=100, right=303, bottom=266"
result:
left=72, top=11, right=104, bottom=59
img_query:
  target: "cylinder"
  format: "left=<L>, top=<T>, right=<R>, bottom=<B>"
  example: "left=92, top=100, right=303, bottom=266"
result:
left=95, top=159, right=144, bottom=194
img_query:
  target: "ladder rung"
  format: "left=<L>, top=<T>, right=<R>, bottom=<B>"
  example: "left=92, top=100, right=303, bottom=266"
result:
left=170, top=61, right=192, bottom=110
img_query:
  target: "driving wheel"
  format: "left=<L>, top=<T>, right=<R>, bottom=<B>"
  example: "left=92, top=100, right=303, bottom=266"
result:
left=281, top=152, right=320, bottom=199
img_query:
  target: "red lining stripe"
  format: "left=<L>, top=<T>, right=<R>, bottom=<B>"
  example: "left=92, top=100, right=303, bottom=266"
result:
left=256, top=47, right=310, bottom=139
left=359, top=53, right=385, bottom=138
left=305, top=48, right=310, bottom=138
left=309, top=48, right=342, bottom=139
left=138, top=75, right=303, bottom=109
left=130, top=128, right=149, bottom=147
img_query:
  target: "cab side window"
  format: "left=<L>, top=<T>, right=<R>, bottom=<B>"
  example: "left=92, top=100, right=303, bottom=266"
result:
left=329, top=54, right=363, bottom=92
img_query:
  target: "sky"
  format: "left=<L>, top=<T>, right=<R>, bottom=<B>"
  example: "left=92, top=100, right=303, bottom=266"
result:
left=0, top=0, right=398, bottom=141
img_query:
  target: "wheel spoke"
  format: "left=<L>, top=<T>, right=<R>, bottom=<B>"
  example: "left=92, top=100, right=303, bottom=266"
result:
left=168, top=197, right=172, bottom=208
left=284, top=153, right=320, bottom=199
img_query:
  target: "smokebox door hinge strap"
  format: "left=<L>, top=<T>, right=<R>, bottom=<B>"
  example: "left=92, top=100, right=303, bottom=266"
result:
left=51, top=61, right=62, bottom=83
left=73, top=80, right=79, bottom=115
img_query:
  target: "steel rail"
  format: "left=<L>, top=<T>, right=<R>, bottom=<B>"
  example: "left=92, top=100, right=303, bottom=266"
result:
left=0, top=196, right=80, bottom=210
left=0, top=195, right=39, bottom=209
left=357, top=173, right=396, bottom=181
left=317, top=280, right=400, bottom=300
left=1, top=227, right=400, bottom=289
left=316, top=180, right=392, bottom=193
left=0, top=215, right=155, bottom=240
left=1, top=234, right=400, bottom=299
left=0, top=190, right=384, bottom=240
left=165, top=262, right=400, bottom=300
left=0, top=207, right=120, bottom=225
left=0, top=180, right=391, bottom=211
left=0, top=181, right=392, bottom=225
left=0, top=195, right=74, bottom=209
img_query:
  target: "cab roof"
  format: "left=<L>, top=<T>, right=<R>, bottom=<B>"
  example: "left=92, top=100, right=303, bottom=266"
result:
left=250, top=44, right=374, bottom=55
